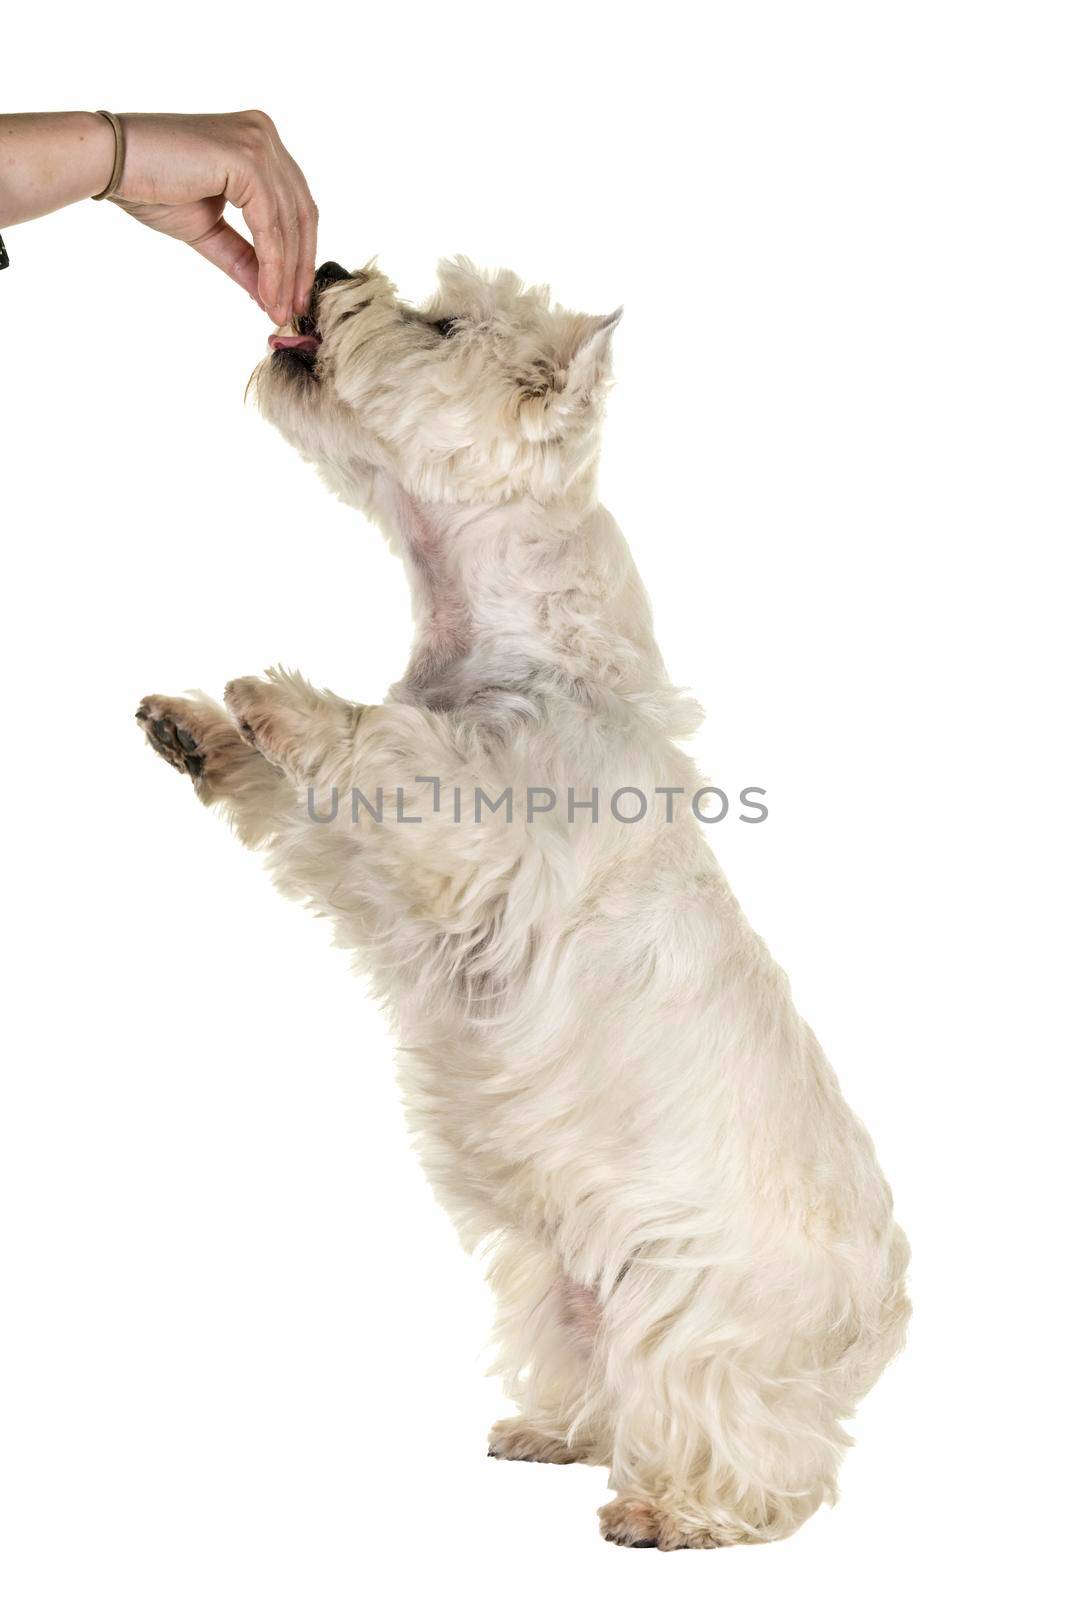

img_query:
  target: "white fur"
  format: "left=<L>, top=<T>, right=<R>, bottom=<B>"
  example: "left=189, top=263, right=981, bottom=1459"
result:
left=142, top=257, right=909, bottom=1549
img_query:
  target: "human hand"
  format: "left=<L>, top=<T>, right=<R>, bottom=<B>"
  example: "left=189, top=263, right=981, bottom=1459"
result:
left=111, top=111, right=318, bottom=324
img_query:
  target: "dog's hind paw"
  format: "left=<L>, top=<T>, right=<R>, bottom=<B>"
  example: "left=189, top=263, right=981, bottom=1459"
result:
left=487, top=1418, right=588, bottom=1464
left=598, top=1496, right=725, bottom=1551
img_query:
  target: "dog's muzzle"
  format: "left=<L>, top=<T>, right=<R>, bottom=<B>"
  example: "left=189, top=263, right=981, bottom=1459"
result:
left=267, top=261, right=355, bottom=367
left=313, top=260, right=352, bottom=290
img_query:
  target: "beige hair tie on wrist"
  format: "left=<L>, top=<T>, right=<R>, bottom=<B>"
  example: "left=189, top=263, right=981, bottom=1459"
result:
left=91, top=111, right=126, bottom=201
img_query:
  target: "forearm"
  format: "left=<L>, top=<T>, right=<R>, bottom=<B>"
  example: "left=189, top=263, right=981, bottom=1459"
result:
left=0, top=112, right=114, bottom=226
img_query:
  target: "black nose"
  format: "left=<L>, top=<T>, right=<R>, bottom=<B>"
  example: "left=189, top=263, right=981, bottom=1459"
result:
left=314, top=261, right=351, bottom=289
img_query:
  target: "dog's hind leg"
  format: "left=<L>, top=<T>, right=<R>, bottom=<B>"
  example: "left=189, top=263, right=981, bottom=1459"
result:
left=136, top=693, right=292, bottom=847
left=486, top=1235, right=610, bottom=1467
left=595, top=1261, right=847, bottom=1549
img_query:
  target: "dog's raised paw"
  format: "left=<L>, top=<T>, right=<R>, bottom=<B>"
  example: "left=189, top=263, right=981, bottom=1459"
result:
left=136, top=697, right=206, bottom=780
left=223, top=677, right=277, bottom=758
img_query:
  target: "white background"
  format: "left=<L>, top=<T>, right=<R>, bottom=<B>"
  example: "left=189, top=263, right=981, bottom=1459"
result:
left=2, top=5, right=1063, bottom=1596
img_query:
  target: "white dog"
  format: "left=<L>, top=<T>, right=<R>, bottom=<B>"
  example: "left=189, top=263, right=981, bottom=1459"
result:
left=138, top=257, right=909, bottom=1550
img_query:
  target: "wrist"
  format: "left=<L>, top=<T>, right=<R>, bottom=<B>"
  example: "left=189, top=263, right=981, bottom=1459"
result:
left=72, top=112, right=116, bottom=201
left=111, top=113, right=171, bottom=207
left=90, top=112, right=125, bottom=201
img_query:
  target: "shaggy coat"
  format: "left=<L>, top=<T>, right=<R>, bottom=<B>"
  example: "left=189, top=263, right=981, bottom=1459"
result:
left=138, top=257, right=909, bottom=1550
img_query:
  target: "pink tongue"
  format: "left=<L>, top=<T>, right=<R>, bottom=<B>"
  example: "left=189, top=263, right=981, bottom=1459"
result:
left=268, top=332, right=321, bottom=352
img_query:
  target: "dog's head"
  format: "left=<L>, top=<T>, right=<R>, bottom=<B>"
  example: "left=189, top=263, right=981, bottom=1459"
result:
left=254, top=257, right=620, bottom=508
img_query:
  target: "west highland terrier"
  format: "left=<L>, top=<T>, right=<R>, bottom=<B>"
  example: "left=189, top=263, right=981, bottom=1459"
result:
left=137, top=256, right=909, bottom=1550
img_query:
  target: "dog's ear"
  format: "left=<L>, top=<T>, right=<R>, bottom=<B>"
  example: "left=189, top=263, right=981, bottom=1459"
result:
left=527, top=300, right=627, bottom=432
left=566, top=307, right=623, bottom=394
left=516, top=308, right=622, bottom=440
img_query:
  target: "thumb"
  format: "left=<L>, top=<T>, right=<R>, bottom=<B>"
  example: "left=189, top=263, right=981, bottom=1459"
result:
left=187, top=216, right=265, bottom=309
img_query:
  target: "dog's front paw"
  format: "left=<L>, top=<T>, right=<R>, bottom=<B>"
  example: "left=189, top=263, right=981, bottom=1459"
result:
left=223, top=670, right=359, bottom=784
left=223, top=674, right=315, bottom=774
left=136, top=693, right=256, bottom=803
left=223, top=676, right=276, bottom=759
left=136, top=696, right=210, bottom=782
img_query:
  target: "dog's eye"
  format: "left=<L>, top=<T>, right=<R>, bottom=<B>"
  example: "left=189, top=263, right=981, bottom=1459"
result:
left=430, top=317, right=458, bottom=338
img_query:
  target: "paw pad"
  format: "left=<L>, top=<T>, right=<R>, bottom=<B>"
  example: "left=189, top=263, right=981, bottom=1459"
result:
left=136, top=701, right=204, bottom=780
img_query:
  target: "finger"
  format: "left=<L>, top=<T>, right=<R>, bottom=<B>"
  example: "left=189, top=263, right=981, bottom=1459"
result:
left=276, top=194, right=302, bottom=326
left=290, top=170, right=319, bottom=316
left=187, top=215, right=264, bottom=306
left=242, top=192, right=286, bottom=323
